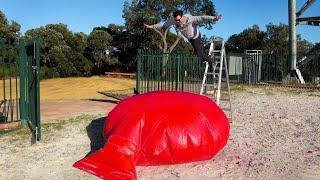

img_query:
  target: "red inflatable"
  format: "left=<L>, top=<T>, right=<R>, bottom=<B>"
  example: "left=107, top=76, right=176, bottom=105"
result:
left=74, top=91, right=230, bottom=179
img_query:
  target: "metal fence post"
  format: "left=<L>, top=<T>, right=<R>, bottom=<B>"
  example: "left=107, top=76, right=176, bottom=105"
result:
left=19, top=40, right=27, bottom=124
left=136, top=50, right=141, bottom=94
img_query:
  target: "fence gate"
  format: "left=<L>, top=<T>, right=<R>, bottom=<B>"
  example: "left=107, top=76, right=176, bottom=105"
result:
left=0, top=40, right=19, bottom=124
left=19, top=38, right=41, bottom=142
left=244, top=50, right=263, bottom=85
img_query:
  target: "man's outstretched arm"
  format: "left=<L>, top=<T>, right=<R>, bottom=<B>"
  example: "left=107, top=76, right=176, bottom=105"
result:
left=143, top=20, right=175, bottom=30
left=189, top=14, right=222, bottom=24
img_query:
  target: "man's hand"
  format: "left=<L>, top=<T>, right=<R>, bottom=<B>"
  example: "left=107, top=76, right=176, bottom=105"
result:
left=143, top=24, right=153, bottom=29
left=215, top=15, right=222, bottom=21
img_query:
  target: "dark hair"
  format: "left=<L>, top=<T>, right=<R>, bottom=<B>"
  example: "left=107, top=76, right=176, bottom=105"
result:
left=173, top=10, right=184, bottom=18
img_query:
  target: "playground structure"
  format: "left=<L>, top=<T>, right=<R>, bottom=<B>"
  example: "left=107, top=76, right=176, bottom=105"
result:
left=0, top=38, right=41, bottom=143
left=288, top=0, right=319, bottom=82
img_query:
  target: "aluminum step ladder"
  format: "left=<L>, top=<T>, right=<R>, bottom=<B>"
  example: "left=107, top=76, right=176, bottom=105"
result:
left=200, top=37, right=233, bottom=122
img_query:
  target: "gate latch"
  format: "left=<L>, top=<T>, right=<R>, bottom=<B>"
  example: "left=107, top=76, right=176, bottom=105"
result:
left=32, top=66, right=38, bottom=72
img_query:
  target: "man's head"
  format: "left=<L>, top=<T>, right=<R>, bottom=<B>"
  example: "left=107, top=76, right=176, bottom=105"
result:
left=173, top=10, right=184, bottom=26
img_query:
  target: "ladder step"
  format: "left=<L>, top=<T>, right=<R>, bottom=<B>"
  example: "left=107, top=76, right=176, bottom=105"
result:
left=220, top=97, right=230, bottom=101
left=207, top=72, right=219, bottom=76
left=214, top=67, right=226, bottom=71
left=204, top=84, right=216, bottom=87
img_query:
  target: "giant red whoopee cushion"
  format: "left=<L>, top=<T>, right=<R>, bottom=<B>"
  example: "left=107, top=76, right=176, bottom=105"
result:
left=73, top=91, right=230, bottom=179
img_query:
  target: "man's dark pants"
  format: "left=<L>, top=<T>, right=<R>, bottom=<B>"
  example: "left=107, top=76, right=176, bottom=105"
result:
left=188, top=34, right=213, bottom=63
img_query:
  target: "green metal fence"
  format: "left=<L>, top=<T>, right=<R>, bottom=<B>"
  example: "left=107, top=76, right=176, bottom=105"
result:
left=136, top=49, right=206, bottom=94
left=0, top=40, right=19, bottom=123
left=228, top=53, right=291, bottom=84
left=136, top=50, right=287, bottom=94
left=136, top=49, right=319, bottom=93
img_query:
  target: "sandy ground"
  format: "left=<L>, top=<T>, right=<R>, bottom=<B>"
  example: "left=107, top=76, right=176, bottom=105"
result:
left=0, top=89, right=320, bottom=180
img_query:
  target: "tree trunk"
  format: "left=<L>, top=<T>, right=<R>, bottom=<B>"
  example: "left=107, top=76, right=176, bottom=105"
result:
left=151, top=27, right=182, bottom=77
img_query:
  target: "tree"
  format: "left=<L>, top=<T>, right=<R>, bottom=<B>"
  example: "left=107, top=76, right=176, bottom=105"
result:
left=87, top=30, right=118, bottom=74
left=0, top=11, right=20, bottom=66
left=297, top=37, right=314, bottom=59
left=104, top=24, right=137, bottom=71
left=48, top=45, right=78, bottom=77
left=88, top=30, right=112, bottom=57
left=72, top=32, right=93, bottom=76
left=263, top=23, right=289, bottom=55
left=226, top=25, right=265, bottom=53
left=24, top=26, right=66, bottom=68
left=24, top=24, right=94, bottom=78
left=0, top=11, right=21, bottom=44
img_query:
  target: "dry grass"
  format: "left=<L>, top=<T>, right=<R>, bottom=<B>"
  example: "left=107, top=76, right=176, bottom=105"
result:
left=40, top=76, right=135, bottom=101
left=0, top=78, right=19, bottom=100
left=0, top=76, right=135, bottom=101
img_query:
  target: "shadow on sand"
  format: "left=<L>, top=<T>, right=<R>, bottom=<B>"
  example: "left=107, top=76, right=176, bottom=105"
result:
left=85, top=116, right=107, bottom=157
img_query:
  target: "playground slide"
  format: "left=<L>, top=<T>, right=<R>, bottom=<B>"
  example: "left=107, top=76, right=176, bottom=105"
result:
left=74, top=91, right=230, bottom=179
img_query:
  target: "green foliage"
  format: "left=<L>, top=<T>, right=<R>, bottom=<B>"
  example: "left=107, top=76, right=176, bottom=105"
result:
left=88, top=30, right=112, bottom=53
left=39, top=66, right=60, bottom=79
left=0, top=11, right=19, bottom=68
left=263, top=23, right=289, bottom=55
left=226, top=25, right=265, bottom=52
left=24, top=24, right=97, bottom=77
left=87, top=30, right=119, bottom=73
left=0, top=11, right=21, bottom=44
left=226, top=23, right=313, bottom=56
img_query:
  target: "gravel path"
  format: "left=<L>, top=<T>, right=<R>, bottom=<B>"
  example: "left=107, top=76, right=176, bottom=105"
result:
left=0, top=89, right=319, bottom=180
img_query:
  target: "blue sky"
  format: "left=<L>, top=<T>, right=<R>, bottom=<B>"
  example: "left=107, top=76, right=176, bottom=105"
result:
left=1, top=0, right=319, bottom=43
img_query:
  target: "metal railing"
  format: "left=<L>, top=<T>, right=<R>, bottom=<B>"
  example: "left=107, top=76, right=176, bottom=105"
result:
left=136, top=50, right=319, bottom=94
left=136, top=49, right=205, bottom=94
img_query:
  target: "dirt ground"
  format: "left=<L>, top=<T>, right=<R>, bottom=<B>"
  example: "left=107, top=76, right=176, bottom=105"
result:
left=0, top=87, right=320, bottom=180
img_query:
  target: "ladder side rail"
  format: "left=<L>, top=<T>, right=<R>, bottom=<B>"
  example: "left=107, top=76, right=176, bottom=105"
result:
left=200, top=62, right=209, bottom=95
left=216, top=42, right=225, bottom=105
left=223, top=48, right=233, bottom=122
